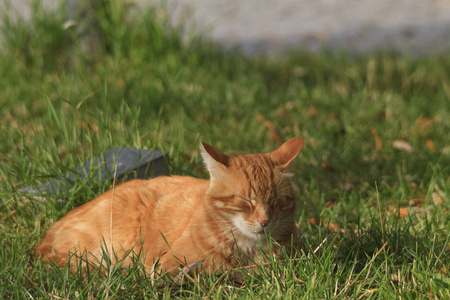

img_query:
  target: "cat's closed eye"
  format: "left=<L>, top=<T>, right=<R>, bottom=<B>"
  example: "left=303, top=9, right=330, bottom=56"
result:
left=238, top=196, right=254, bottom=206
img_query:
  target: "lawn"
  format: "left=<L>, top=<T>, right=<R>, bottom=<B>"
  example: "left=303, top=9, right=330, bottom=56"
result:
left=0, top=1, right=449, bottom=299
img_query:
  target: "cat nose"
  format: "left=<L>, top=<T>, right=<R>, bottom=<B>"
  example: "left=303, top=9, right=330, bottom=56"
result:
left=259, top=219, right=270, bottom=228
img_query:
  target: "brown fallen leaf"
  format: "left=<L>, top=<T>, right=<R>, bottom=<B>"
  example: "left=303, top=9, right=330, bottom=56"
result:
left=327, top=222, right=340, bottom=231
left=321, top=162, right=334, bottom=171
left=308, top=218, right=340, bottom=231
left=326, top=200, right=335, bottom=207
left=414, top=115, right=434, bottom=131
left=276, top=101, right=298, bottom=119
left=256, top=113, right=284, bottom=143
left=393, top=140, right=413, bottom=153
left=308, top=218, right=318, bottom=225
left=76, top=120, right=99, bottom=133
left=305, top=106, right=319, bottom=117
left=392, top=207, right=409, bottom=218
left=426, top=139, right=436, bottom=153
left=432, top=192, right=442, bottom=205
left=345, top=183, right=355, bottom=192
left=117, top=78, right=126, bottom=90
left=410, top=196, right=426, bottom=207
left=371, top=128, right=383, bottom=151
left=327, top=111, right=337, bottom=120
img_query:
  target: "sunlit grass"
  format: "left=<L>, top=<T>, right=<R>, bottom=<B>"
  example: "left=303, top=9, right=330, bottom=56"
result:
left=0, top=1, right=449, bottom=298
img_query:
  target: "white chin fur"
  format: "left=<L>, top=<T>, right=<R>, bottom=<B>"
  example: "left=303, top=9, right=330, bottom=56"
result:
left=233, top=218, right=265, bottom=240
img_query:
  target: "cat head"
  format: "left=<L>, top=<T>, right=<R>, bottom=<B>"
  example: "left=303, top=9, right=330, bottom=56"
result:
left=200, top=137, right=303, bottom=242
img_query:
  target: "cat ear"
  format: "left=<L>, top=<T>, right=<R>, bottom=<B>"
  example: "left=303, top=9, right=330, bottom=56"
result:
left=200, top=142, right=230, bottom=178
left=269, top=137, right=304, bottom=169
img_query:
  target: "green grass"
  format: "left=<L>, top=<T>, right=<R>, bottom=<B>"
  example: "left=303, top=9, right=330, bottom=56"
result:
left=1, top=0, right=449, bottom=298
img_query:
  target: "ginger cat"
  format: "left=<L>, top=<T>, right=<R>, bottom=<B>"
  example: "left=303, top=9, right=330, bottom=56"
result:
left=36, top=137, right=304, bottom=274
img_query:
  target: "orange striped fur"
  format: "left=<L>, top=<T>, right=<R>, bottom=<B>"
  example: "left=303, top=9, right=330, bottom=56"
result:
left=35, top=137, right=304, bottom=273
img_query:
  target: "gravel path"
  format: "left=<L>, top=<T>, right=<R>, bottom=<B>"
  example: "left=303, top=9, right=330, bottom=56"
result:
left=4, top=0, right=450, bottom=55
left=147, top=0, right=450, bottom=55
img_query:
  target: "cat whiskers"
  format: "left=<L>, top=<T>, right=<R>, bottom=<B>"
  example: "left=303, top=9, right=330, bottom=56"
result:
left=209, top=226, right=240, bottom=245
left=202, top=202, right=223, bottom=210
left=191, top=220, right=236, bottom=236
left=274, top=185, right=293, bottom=195
left=190, top=219, right=232, bottom=226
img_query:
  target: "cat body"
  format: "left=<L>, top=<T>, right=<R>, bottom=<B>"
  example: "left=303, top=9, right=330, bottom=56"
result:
left=36, top=137, right=304, bottom=273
